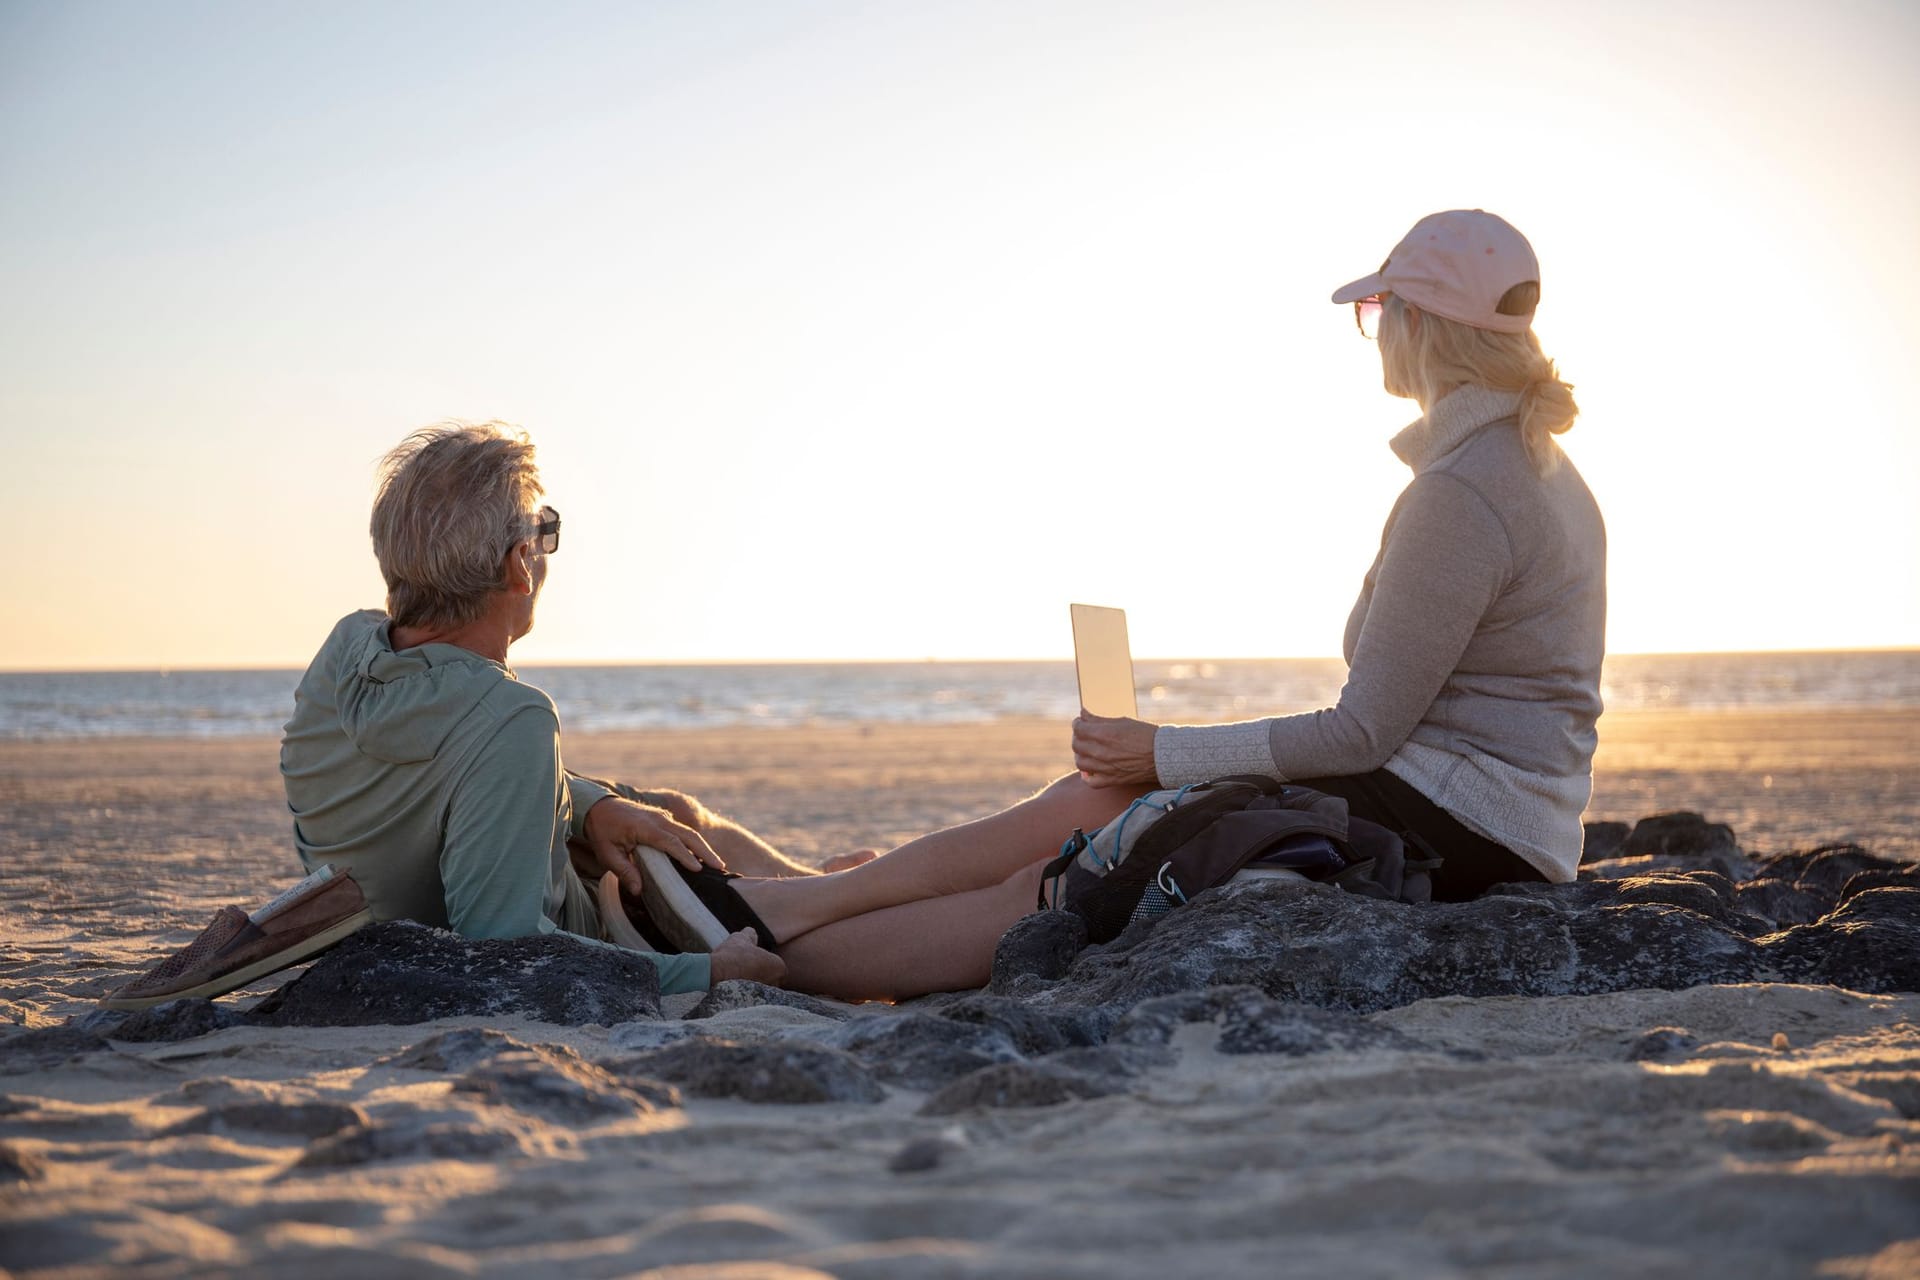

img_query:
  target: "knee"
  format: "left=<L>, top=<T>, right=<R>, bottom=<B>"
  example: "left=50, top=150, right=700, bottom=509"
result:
left=644, top=788, right=713, bottom=832
left=1032, top=771, right=1092, bottom=804
left=1031, top=770, right=1139, bottom=830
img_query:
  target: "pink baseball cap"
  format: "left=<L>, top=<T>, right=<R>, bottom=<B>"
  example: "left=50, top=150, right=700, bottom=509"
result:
left=1331, top=210, right=1540, bottom=334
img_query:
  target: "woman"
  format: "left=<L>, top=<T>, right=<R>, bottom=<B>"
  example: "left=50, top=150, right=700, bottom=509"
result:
left=639, top=209, right=1605, bottom=1001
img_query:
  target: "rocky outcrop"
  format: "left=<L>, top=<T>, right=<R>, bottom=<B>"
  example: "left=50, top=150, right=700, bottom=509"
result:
left=819, top=1013, right=1023, bottom=1090
left=250, top=921, right=664, bottom=1028
left=452, top=1046, right=677, bottom=1120
left=21, top=815, right=1919, bottom=1120
left=0, top=1025, right=115, bottom=1075
left=1002, top=871, right=1918, bottom=1018
left=685, top=981, right=851, bottom=1022
left=607, top=1037, right=886, bottom=1104
left=1110, top=986, right=1427, bottom=1056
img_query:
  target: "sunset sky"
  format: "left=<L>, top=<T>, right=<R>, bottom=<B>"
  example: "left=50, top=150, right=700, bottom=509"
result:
left=4, top=0, right=1916, bottom=669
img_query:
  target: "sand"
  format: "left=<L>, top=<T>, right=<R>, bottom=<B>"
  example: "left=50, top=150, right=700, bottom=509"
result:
left=3, top=708, right=1918, bottom=1277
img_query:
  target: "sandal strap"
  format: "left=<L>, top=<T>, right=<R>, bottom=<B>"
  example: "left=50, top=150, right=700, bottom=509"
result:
left=681, top=867, right=782, bottom=952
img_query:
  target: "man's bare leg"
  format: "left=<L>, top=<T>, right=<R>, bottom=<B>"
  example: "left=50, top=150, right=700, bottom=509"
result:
left=642, top=789, right=820, bottom=878
left=733, top=772, right=1141, bottom=944
left=775, top=860, right=1050, bottom=1001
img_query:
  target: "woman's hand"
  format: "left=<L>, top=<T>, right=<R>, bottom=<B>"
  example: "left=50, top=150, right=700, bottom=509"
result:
left=1072, top=713, right=1162, bottom=789
left=583, top=796, right=726, bottom=895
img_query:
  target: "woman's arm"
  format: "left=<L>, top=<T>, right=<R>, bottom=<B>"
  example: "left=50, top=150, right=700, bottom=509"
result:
left=1080, top=472, right=1513, bottom=789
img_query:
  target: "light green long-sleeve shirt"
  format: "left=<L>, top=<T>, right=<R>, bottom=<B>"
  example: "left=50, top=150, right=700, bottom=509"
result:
left=280, top=610, right=710, bottom=994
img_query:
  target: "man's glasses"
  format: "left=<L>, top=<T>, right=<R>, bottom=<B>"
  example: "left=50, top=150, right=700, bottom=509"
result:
left=530, top=506, right=560, bottom=555
left=1354, top=295, right=1386, bottom=340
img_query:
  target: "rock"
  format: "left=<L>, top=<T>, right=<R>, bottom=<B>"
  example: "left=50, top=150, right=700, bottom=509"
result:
left=0, top=1139, right=45, bottom=1182
left=1786, top=845, right=1901, bottom=898
left=608, top=1037, right=885, bottom=1105
left=297, top=1121, right=528, bottom=1168
left=1626, top=1026, right=1699, bottom=1062
left=1765, top=889, right=1920, bottom=994
left=0, top=1024, right=113, bottom=1075
left=889, top=1132, right=966, bottom=1173
left=251, top=921, right=663, bottom=1028
left=1023, top=866, right=1920, bottom=1018
left=989, top=910, right=1088, bottom=992
left=1735, top=880, right=1833, bottom=928
left=824, top=1013, right=1022, bottom=1091
left=165, top=1100, right=368, bottom=1139
left=686, top=981, right=851, bottom=1022
left=919, top=1059, right=1130, bottom=1115
left=106, top=998, right=244, bottom=1043
left=1111, top=985, right=1424, bottom=1056
left=70, top=1008, right=129, bottom=1037
left=377, top=1028, right=551, bottom=1073
left=1561, top=896, right=1760, bottom=992
left=1520, top=870, right=1764, bottom=935
left=453, top=1047, right=677, bottom=1120
left=605, top=1020, right=704, bottom=1052
left=1035, top=1044, right=1168, bottom=1078
left=1622, top=812, right=1741, bottom=860
left=921, top=992, right=1115, bottom=1055
left=1581, top=820, right=1630, bottom=864
left=1840, top=867, right=1920, bottom=903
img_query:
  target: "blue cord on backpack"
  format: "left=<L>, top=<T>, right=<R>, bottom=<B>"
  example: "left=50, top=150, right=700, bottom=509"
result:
left=1101, top=784, right=1198, bottom=870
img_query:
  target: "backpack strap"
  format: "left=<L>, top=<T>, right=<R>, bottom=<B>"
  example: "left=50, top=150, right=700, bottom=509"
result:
left=1037, top=829, right=1090, bottom=911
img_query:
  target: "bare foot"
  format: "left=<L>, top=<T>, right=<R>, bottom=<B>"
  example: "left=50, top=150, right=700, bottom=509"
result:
left=708, top=927, right=787, bottom=987
left=818, top=848, right=880, bottom=874
left=596, top=871, right=651, bottom=951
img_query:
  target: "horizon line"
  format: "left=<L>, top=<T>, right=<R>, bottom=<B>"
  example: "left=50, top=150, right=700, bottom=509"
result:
left=3, top=643, right=1917, bottom=676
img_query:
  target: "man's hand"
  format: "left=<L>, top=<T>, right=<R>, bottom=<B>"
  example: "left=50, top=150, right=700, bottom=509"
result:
left=583, top=795, right=725, bottom=897
left=709, top=927, right=787, bottom=987
left=1072, top=713, right=1162, bottom=789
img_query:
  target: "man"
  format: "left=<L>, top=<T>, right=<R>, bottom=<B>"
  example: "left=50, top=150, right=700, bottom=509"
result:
left=279, top=422, right=787, bottom=994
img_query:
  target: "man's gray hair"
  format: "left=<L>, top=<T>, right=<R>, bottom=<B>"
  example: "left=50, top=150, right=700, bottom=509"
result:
left=370, top=422, right=544, bottom=629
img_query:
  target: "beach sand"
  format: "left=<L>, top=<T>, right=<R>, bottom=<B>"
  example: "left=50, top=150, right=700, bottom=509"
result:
left=3, top=709, right=1918, bottom=1277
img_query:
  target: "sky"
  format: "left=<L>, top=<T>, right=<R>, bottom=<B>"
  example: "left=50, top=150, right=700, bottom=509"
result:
left=3, top=0, right=1917, bottom=669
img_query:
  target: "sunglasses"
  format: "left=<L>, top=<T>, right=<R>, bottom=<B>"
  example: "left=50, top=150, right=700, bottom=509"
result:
left=529, top=505, right=560, bottom=555
left=1353, top=295, right=1386, bottom=340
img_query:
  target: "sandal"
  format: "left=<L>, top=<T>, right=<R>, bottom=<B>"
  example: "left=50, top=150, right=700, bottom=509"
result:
left=633, top=848, right=780, bottom=953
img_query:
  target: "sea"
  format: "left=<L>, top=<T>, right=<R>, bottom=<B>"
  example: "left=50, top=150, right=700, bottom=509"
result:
left=2, top=651, right=1916, bottom=741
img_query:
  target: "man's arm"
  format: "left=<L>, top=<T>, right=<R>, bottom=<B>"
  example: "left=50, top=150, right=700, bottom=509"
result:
left=565, top=774, right=612, bottom=841
left=441, top=705, right=567, bottom=939
left=442, top=709, right=717, bottom=994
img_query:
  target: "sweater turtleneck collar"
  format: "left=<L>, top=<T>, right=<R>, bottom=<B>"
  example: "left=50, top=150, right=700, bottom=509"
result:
left=1389, top=385, right=1523, bottom=473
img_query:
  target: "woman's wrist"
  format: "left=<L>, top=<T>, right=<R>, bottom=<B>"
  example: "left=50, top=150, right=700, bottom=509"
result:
left=1154, top=720, right=1280, bottom=787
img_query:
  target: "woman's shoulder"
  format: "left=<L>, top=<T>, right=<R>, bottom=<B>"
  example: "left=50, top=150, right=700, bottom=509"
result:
left=1428, top=421, right=1591, bottom=508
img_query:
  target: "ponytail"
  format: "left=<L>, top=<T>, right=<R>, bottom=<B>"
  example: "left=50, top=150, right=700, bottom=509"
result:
left=1384, top=288, right=1579, bottom=475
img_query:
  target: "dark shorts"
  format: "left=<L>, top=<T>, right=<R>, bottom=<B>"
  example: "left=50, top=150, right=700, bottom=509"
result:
left=1289, top=769, right=1547, bottom=902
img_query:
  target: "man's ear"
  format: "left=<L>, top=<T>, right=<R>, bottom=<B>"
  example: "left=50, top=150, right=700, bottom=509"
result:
left=502, top=543, right=535, bottom=596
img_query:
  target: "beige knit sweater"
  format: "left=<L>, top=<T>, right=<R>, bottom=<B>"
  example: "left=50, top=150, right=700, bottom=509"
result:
left=1153, top=386, right=1606, bottom=882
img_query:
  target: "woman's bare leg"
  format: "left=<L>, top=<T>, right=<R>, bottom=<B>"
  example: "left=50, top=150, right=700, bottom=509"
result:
left=733, top=772, right=1141, bottom=944
left=776, top=860, right=1051, bottom=1001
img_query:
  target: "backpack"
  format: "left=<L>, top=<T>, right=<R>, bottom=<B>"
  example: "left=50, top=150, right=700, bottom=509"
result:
left=1037, top=775, right=1440, bottom=944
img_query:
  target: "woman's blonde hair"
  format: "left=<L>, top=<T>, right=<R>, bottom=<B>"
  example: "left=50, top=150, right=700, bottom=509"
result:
left=1383, top=285, right=1578, bottom=473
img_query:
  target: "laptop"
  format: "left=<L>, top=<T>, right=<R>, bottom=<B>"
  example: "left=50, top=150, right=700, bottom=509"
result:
left=1070, top=603, right=1137, bottom=718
